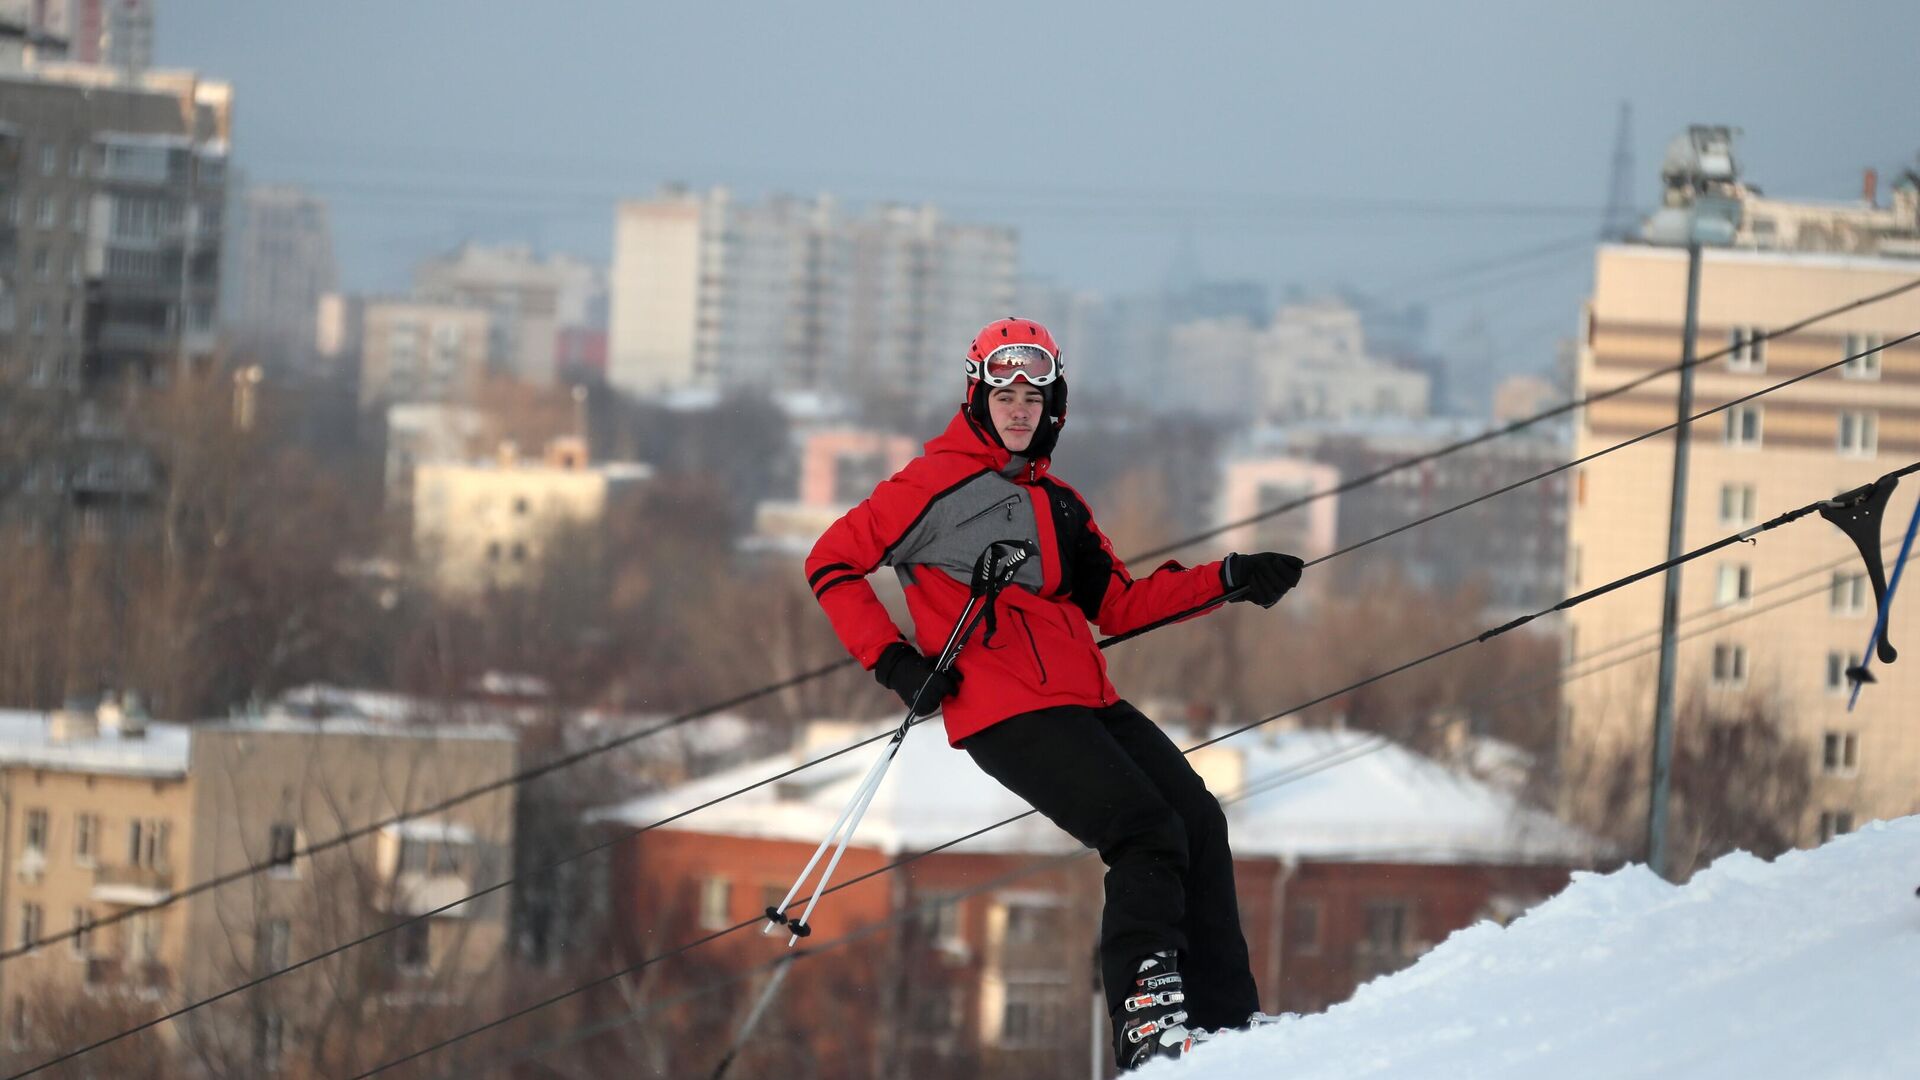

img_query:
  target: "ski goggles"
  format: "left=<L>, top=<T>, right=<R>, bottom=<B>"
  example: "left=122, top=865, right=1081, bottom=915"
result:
left=977, top=343, right=1061, bottom=387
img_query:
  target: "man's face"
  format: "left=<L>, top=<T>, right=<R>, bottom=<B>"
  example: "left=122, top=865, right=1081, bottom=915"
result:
left=987, top=382, right=1045, bottom=453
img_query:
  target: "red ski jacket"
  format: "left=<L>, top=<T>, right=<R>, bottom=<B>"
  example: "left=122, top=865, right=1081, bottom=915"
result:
left=807, top=408, right=1231, bottom=745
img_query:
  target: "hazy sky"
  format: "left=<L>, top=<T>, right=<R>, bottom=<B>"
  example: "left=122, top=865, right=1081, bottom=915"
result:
left=159, top=1, right=1918, bottom=384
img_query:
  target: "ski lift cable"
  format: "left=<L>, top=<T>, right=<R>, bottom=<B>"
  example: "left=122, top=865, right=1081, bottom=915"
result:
left=10, top=327, right=1914, bottom=1078
left=334, top=460, right=1919, bottom=1080
left=9, top=274, right=1906, bottom=975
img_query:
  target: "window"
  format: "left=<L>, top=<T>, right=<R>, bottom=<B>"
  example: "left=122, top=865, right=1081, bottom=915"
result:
left=1001, top=900, right=1056, bottom=948
left=1710, top=643, right=1748, bottom=688
left=1821, top=732, right=1859, bottom=776
left=909, top=984, right=963, bottom=1035
left=18, top=904, right=42, bottom=950
left=1817, top=811, right=1854, bottom=843
left=253, top=1010, right=284, bottom=1073
left=267, top=824, right=298, bottom=878
left=1837, top=411, right=1878, bottom=457
left=922, top=895, right=965, bottom=952
left=1290, top=899, right=1322, bottom=955
left=510, top=542, right=528, bottom=562
left=69, top=909, right=92, bottom=959
left=23, top=810, right=48, bottom=855
left=1363, top=901, right=1411, bottom=956
left=1723, top=404, right=1763, bottom=447
left=9, top=996, right=26, bottom=1048
left=70, top=146, right=87, bottom=177
left=1726, top=327, right=1766, bottom=372
left=35, top=195, right=55, bottom=228
left=697, top=877, right=731, bottom=930
left=129, top=912, right=160, bottom=964
left=31, top=247, right=49, bottom=280
left=1826, top=651, right=1862, bottom=693
left=1716, top=564, right=1752, bottom=607
left=69, top=196, right=85, bottom=231
left=998, top=983, right=1062, bottom=1048
left=1841, top=334, right=1883, bottom=380
left=393, top=919, right=430, bottom=973
left=256, top=919, right=290, bottom=975
left=128, top=819, right=170, bottom=870
left=38, top=144, right=57, bottom=176
left=1830, top=572, right=1869, bottom=616
left=73, top=814, right=97, bottom=866
left=486, top=541, right=502, bottom=562
left=512, top=496, right=530, bottom=515
left=1718, top=483, right=1757, bottom=527
left=29, top=302, right=46, bottom=335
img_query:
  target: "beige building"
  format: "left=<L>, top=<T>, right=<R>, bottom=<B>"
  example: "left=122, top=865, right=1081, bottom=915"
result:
left=413, top=437, right=651, bottom=596
left=357, top=298, right=490, bottom=410
left=414, top=243, right=600, bottom=385
left=1564, top=200, right=1920, bottom=848
left=0, top=700, right=516, bottom=1074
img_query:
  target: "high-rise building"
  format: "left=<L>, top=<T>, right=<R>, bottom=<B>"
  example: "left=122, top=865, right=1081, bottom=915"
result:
left=608, top=187, right=1016, bottom=410
left=413, top=243, right=601, bottom=385
left=1562, top=150, right=1920, bottom=851
left=228, top=184, right=336, bottom=374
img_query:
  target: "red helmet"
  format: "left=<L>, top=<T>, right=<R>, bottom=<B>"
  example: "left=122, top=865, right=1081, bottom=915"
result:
left=965, top=318, right=1063, bottom=388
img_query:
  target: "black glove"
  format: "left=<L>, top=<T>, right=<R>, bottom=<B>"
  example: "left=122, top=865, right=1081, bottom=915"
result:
left=874, top=642, right=961, bottom=714
left=1223, top=552, right=1304, bottom=608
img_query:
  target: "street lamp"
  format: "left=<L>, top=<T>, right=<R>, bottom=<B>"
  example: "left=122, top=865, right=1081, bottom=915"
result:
left=1639, top=125, right=1744, bottom=880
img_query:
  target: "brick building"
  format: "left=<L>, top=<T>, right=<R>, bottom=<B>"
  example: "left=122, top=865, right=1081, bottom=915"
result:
left=591, top=720, right=1597, bottom=1077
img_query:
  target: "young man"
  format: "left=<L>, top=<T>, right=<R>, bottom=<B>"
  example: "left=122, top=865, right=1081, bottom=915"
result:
left=806, top=318, right=1302, bottom=1069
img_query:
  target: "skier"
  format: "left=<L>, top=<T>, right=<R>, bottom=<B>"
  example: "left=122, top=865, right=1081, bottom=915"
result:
left=806, top=318, right=1303, bottom=1069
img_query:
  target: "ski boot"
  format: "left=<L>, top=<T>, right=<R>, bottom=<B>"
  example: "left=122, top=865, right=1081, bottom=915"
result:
left=1113, top=951, right=1193, bottom=1071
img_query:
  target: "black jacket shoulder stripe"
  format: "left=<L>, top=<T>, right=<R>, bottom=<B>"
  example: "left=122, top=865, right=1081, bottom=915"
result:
left=813, top=572, right=868, bottom=599
left=808, top=562, right=855, bottom=588
left=877, top=468, right=994, bottom=567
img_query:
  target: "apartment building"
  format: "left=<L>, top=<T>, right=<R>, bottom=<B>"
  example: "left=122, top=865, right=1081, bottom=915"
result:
left=608, top=187, right=1016, bottom=411
left=412, top=436, right=651, bottom=597
left=356, top=298, right=489, bottom=410
left=413, top=243, right=601, bottom=385
left=227, top=184, right=336, bottom=374
left=591, top=721, right=1593, bottom=1076
left=1563, top=160, right=1920, bottom=849
left=0, top=699, right=517, bottom=1075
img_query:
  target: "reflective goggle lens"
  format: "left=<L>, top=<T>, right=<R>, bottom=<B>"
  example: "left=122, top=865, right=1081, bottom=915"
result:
left=981, top=344, right=1059, bottom=386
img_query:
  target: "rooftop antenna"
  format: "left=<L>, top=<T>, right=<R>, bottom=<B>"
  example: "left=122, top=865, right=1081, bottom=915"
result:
left=1601, top=101, right=1637, bottom=241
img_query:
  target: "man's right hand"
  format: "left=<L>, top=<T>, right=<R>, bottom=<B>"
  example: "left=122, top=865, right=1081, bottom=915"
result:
left=874, top=642, right=962, bottom=714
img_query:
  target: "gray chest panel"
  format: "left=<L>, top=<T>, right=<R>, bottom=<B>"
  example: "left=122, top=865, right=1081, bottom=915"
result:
left=889, top=471, right=1046, bottom=592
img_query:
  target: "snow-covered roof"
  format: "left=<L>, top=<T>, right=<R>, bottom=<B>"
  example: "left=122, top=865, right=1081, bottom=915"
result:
left=0, top=710, right=192, bottom=778
left=1146, top=815, right=1920, bottom=1080
left=589, top=721, right=1599, bottom=865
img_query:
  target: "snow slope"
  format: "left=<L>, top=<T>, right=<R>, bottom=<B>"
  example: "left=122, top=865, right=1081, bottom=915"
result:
left=1149, top=815, right=1920, bottom=1080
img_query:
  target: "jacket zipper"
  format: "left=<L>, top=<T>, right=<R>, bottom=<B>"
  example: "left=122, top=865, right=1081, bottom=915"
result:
left=1014, top=609, right=1048, bottom=684
left=956, top=494, right=1020, bottom=530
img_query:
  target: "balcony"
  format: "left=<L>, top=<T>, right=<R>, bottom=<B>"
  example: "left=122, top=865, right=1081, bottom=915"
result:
left=84, top=956, right=171, bottom=998
left=91, top=864, right=173, bottom=907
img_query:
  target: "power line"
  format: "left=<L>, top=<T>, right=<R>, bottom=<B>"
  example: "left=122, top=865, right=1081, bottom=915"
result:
left=8, top=316, right=1915, bottom=1080
left=346, top=462, right=1917, bottom=1079
left=483, top=544, right=1893, bottom=1077
left=5, top=281, right=1909, bottom=976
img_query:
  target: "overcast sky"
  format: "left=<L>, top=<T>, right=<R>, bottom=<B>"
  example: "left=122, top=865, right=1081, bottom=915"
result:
left=158, top=1, right=1918, bottom=385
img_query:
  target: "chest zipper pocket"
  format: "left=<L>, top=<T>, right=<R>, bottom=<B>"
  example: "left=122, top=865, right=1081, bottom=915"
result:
left=1013, top=608, right=1048, bottom=684
left=956, top=494, right=1020, bottom=531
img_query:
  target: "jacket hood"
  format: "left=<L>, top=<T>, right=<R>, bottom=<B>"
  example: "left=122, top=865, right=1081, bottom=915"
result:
left=925, top=407, right=1056, bottom=480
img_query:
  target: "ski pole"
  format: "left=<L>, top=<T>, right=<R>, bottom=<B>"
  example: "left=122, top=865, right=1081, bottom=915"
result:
left=1848, top=490, right=1920, bottom=710
left=764, top=541, right=1035, bottom=944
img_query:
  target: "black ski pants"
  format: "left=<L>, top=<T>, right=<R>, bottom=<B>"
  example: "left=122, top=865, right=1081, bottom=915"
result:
left=961, top=700, right=1260, bottom=1031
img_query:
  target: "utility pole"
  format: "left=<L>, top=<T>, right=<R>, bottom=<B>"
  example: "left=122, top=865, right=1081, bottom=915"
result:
left=1641, top=125, right=1743, bottom=879
left=1646, top=239, right=1701, bottom=878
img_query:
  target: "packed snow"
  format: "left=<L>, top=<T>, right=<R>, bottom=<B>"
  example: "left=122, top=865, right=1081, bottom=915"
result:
left=1147, top=815, right=1920, bottom=1079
